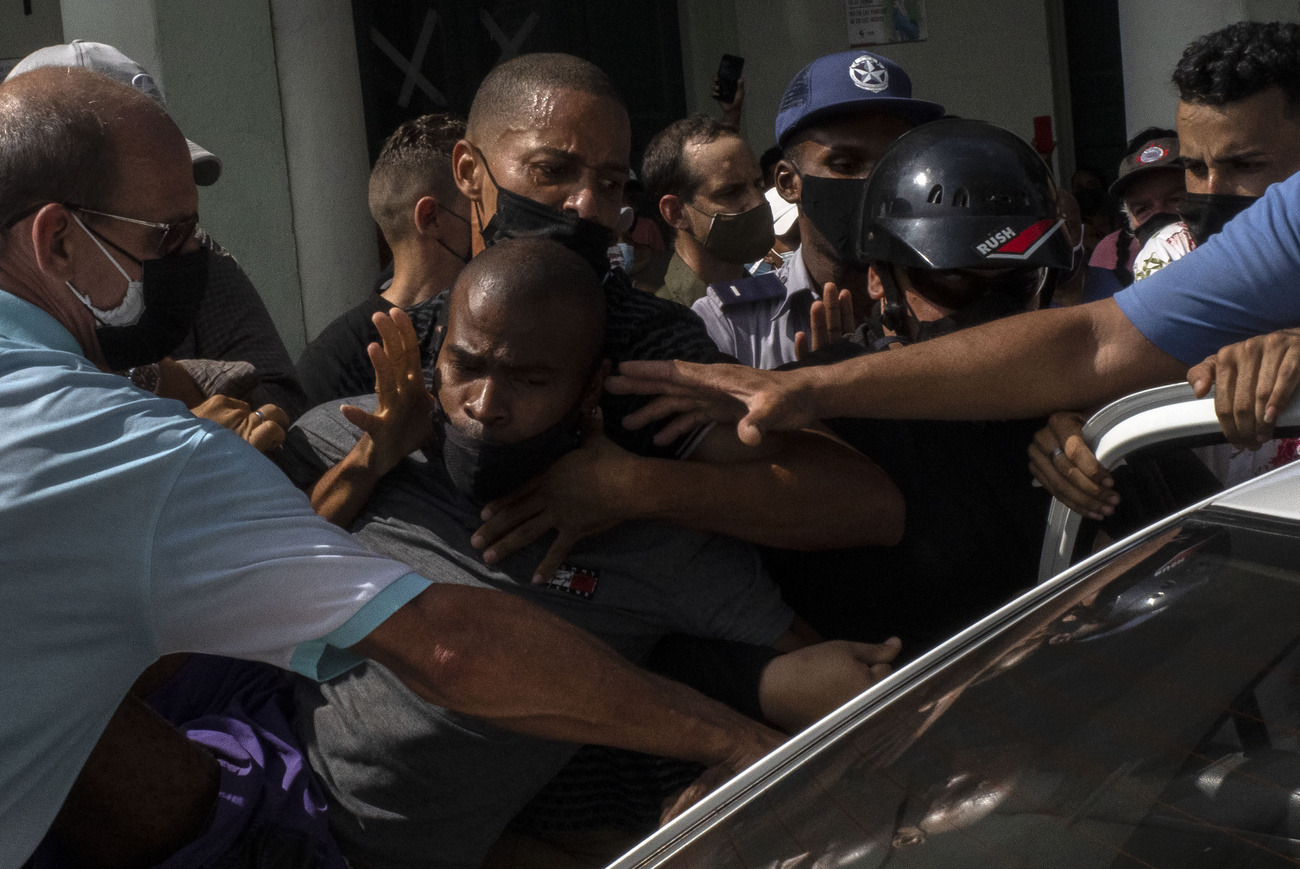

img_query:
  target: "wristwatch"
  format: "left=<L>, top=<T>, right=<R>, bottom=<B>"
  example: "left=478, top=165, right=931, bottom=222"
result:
left=127, top=363, right=161, bottom=394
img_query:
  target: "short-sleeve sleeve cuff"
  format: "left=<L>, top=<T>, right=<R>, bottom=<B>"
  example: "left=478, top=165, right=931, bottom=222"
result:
left=289, top=571, right=431, bottom=681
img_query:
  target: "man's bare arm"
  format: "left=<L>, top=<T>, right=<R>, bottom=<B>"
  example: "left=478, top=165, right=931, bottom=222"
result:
left=610, top=299, right=1188, bottom=446
left=666, top=423, right=903, bottom=548
left=472, top=416, right=904, bottom=582
left=352, top=583, right=782, bottom=770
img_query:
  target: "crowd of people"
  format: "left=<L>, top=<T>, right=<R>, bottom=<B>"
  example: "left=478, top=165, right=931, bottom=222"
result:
left=5, top=19, right=1300, bottom=869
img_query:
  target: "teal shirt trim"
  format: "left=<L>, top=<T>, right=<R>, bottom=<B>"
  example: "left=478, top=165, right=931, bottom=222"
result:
left=289, top=571, right=432, bottom=681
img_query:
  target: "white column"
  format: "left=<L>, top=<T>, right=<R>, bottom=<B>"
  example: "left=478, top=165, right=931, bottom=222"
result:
left=270, top=0, right=377, bottom=344
left=1116, top=0, right=1247, bottom=136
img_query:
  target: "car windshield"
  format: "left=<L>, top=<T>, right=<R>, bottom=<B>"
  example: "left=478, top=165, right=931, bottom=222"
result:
left=650, top=511, right=1300, bottom=868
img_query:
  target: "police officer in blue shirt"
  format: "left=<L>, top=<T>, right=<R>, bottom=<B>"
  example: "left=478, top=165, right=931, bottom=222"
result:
left=690, top=50, right=942, bottom=369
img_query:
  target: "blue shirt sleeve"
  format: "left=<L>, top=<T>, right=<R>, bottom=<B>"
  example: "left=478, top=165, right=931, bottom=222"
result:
left=1114, top=170, right=1300, bottom=366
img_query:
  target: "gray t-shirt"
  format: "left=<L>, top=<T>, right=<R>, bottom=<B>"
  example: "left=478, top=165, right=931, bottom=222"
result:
left=282, top=398, right=792, bottom=869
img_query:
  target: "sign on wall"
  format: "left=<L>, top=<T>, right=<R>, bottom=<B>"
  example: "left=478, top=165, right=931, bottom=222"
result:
left=846, top=0, right=927, bottom=47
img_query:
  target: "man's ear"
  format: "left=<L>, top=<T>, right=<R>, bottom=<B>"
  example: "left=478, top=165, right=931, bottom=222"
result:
left=774, top=159, right=801, bottom=205
left=451, top=140, right=482, bottom=202
left=30, top=204, right=76, bottom=281
left=413, top=195, right=441, bottom=235
left=581, top=358, right=612, bottom=413
left=658, top=194, right=689, bottom=233
left=867, top=264, right=886, bottom=302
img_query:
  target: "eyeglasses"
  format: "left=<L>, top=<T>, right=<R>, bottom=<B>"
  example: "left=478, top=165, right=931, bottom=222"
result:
left=65, top=205, right=198, bottom=259
left=2, top=201, right=197, bottom=257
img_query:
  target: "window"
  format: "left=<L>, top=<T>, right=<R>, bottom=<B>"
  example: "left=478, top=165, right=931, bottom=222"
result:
left=659, top=513, right=1300, bottom=868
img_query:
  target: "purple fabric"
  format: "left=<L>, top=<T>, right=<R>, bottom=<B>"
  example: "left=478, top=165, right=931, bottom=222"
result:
left=31, top=655, right=346, bottom=869
left=148, top=655, right=345, bottom=869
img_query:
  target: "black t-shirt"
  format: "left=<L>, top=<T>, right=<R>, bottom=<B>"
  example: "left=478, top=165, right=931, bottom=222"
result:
left=767, top=335, right=1052, bottom=657
left=596, top=269, right=731, bottom=458
left=295, top=293, right=444, bottom=411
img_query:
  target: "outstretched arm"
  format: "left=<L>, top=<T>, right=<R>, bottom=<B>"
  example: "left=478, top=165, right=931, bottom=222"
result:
left=610, top=299, right=1187, bottom=446
left=472, top=417, right=904, bottom=582
left=352, top=583, right=782, bottom=771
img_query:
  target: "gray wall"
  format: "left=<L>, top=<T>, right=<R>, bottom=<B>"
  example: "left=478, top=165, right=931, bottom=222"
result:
left=678, top=0, right=1062, bottom=173
left=1118, top=0, right=1300, bottom=137
left=0, top=0, right=64, bottom=74
left=59, top=0, right=375, bottom=357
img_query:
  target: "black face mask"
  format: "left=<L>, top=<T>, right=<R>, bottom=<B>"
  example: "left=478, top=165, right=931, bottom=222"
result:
left=97, top=247, right=209, bottom=371
left=430, top=397, right=584, bottom=506
left=437, top=208, right=473, bottom=265
left=476, top=152, right=614, bottom=278
left=685, top=200, right=776, bottom=264
left=871, top=263, right=1046, bottom=347
left=797, top=173, right=871, bottom=266
left=1178, top=192, right=1260, bottom=246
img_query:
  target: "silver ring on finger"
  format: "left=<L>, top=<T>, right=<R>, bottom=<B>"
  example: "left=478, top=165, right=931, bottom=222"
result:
left=253, top=409, right=267, bottom=423
left=1049, top=447, right=1065, bottom=460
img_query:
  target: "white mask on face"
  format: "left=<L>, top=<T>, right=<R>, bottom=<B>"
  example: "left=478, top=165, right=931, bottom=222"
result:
left=65, top=211, right=145, bottom=327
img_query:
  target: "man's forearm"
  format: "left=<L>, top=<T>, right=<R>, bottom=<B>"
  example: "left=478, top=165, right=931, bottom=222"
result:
left=629, top=429, right=903, bottom=549
left=309, top=437, right=386, bottom=527
left=352, top=584, right=782, bottom=768
left=802, top=300, right=1188, bottom=422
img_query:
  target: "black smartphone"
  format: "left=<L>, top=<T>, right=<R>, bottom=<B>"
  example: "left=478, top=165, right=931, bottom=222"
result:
left=715, top=54, right=744, bottom=104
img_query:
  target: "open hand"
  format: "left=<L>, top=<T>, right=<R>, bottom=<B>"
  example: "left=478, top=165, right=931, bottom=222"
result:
left=607, top=359, right=817, bottom=448
left=795, top=282, right=855, bottom=360
left=1187, top=328, right=1300, bottom=448
left=341, top=308, right=435, bottom=475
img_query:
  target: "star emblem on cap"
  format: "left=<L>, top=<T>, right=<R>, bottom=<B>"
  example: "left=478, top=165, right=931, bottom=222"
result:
left=850, top=55, right=889, bottom=93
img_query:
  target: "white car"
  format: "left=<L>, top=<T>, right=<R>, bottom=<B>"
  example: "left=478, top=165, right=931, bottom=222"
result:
left=610, top=385, right=1300, bottom=868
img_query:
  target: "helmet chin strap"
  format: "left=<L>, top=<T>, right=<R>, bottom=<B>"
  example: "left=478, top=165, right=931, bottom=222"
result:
left=862, top=263, right=914, bottom=351
left=877, top=263, right=912, bottom=336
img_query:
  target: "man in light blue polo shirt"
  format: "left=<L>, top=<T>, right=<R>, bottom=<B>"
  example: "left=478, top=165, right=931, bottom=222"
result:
left=690, top=50, right=943, bottom=369
left=0, top=67, right=779, bottom=869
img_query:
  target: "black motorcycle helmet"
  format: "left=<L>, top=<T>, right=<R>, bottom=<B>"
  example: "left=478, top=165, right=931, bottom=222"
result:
left=854, top=119, right=1075, bottom=339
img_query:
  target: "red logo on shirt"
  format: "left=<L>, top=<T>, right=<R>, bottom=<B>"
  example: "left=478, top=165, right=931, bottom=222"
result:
left=547, top=565, right=600, bottom=599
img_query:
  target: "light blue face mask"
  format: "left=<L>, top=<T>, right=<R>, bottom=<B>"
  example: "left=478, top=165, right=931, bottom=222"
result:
left=611, top=242, right=636, bottom=270
left=64, top=211, right=145, bottom=327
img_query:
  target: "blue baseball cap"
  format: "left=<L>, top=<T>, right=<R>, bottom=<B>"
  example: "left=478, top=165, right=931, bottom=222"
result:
left=774, top=50, right=944, bottom=146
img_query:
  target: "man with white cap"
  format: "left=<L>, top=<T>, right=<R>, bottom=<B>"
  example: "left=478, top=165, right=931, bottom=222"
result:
left=6, top=40, right=310, bottom=419
left=690, top=50, right=943, bottom=369
left=641, top=113, right=775, bottom=309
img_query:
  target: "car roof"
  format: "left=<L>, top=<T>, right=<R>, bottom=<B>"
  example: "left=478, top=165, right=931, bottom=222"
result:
left=1211, top=457, right=1300, bottom=521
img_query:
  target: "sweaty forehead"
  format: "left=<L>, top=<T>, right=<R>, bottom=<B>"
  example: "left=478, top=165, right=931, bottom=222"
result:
left=484, top=88, right=629, bottom=159
left=447, top=279, right=595, bottom=370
